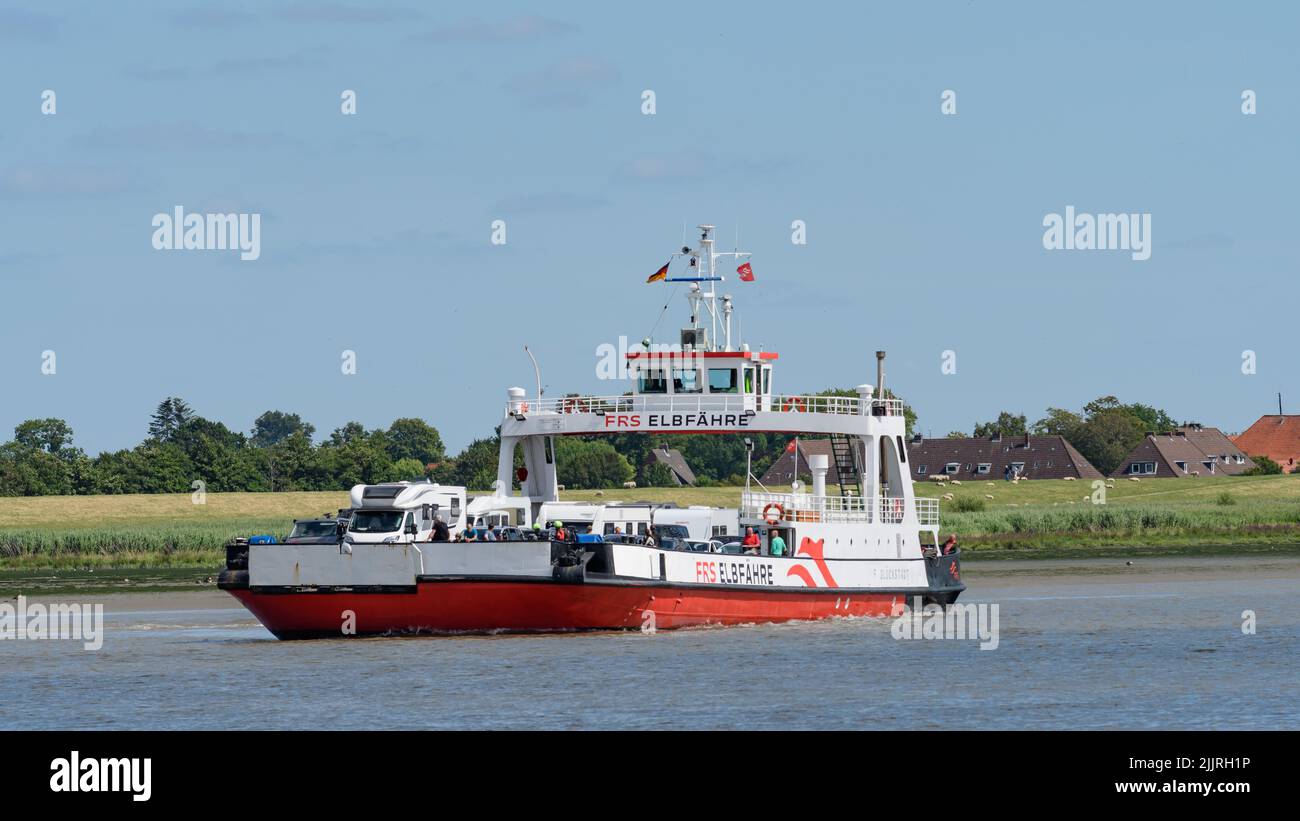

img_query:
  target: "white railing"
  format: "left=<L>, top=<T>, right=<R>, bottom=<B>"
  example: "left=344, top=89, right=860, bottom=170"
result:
left=739, top=491, right=939, bottom=528
left=505, top=394, right=903, bottom=418
left=741, top=491, right=874, bottom=524
left=915, top=498, right=939, bottom=527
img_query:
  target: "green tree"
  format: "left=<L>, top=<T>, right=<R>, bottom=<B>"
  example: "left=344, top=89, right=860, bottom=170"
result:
left=251, top=411, right=316, bottom=448
left=639, top=461, right=676, bottom=487
left=147, top=397, right=194, bottom=442
left=447, top=437, right=505, bottom=490
left=1071, top=409, right=1146, bottom=475
left=14, top=418, right=77, bottom=456
left=1245, top=454, right=1283, bottom=475
left=973, top=412, right=1027, bottom=438
left=555, top=438, right=633, bottom=489
left=384, top=418, right=445, bottom=466
left=1032, top=407, right=1085, bottom=437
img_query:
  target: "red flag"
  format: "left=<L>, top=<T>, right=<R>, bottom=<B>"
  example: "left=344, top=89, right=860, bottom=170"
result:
left=785, top=439, right=797, bottom=453
left=737, top=261, right=754, bottom=282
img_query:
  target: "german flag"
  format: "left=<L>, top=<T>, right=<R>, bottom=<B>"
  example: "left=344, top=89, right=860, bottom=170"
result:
left=645, top=261, right=669, bottom=283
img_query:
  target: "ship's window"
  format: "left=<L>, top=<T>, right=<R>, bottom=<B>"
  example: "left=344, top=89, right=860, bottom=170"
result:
left=708, top=368, right=738, bottom=393
left=673, top=368, right=702, bottom=394
left=638, top=369, right=668, bottom=394
left=976, top=463, right=991, bottom=474
left=896, top=436, right=907, bottom=462
left=744, top=367, right=755, bottom=393
left=761, top=367, right=771, bottom=395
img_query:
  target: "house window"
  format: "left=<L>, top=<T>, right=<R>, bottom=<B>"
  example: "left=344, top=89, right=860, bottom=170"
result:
left=1011, top=462, right=1025, bottom=475
left=917, top=465, right=928, bottom=475
left=1203, top=460, right=1215, bottom=472
left=1130, top=462, right=1156, bottom=475
left=1175, top=461, right=1187, bottom=472
left=944, top=463, right=960, bottom=475
left=707, top=368, right=738, bottom=393
left=976, top=463, right=991, bottom=474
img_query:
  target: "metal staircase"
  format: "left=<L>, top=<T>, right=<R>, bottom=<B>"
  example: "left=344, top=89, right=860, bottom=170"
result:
left=828, top=433, right=862, bottom=497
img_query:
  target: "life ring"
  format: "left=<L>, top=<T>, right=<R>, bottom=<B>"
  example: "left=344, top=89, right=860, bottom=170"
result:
left=520, top=402, right=529, bottom=413
left=781, top=397, right=806, bottom=413
left=763, top=502, right=784, bottom=524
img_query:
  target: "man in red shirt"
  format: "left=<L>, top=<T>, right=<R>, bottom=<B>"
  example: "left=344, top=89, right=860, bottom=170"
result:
left=741, top=527, right=761, bottom=555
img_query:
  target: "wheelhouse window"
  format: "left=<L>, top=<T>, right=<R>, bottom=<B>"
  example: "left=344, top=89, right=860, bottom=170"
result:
left=708, top=368, right=738, bottom=393
left=672, top=368, right=702, bottom=394
left=638, top=368, right=668, bottom=394
left=744, top=367, right=755, bottom=393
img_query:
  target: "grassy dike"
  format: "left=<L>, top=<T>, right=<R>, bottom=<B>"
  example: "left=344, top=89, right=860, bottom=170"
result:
left=2, top=476, right=1299, bottom=582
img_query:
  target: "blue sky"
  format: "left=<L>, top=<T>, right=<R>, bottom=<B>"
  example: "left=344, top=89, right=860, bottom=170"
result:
left=2, top=1, right=1297, bottom=454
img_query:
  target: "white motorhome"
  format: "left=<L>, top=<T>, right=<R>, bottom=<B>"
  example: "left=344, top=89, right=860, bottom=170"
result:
left=346, top=482, right=466, bottom=544
left=652, top=505, right=739, bottom=540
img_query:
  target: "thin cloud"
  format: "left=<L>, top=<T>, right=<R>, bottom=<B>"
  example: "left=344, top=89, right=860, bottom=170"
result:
left=169, top=8, right=256, bottom=28
left=413, top=15, right=578, bottom=43
left=272, top=3, right=421, bottom=24
left=506, top=57, right=619, bottom=108
left=1, top=167, right=132, bottom=197
left=0, top=9, right=61, bottom=41
left=492, top=193, right=610, bottom=214
left=72, top=123, right=292, bottom=152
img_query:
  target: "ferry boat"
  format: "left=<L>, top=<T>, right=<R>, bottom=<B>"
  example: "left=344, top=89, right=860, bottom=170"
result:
left=219, top=225, right=963, bottom=638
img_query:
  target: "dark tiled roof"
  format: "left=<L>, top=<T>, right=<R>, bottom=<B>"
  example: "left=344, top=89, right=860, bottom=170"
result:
left=646, top=447, right=696, bottom=486
left=759, top=439, right=847, bottom=485
left=1232, top=415, right=1300, bottom=473
left=1112, top=426, right=1255, bottom=477
left=907, top=434, right=1104, bottom=480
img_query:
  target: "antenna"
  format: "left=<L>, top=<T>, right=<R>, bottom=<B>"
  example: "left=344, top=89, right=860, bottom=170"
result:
left=524, top=346, right=542, bottom=400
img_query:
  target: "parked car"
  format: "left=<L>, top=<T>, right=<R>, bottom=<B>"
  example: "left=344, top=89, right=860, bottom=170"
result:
left=285, top=517, right=342, bottom=544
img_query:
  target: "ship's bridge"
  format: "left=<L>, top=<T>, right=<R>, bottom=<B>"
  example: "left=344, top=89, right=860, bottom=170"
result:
left=501, top=348, right=904, bottom=438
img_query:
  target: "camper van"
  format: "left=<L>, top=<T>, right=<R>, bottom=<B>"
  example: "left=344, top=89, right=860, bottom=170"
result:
left=345, top=481, right=467, bottom=544
left=653, top=505, right=739, bottom=541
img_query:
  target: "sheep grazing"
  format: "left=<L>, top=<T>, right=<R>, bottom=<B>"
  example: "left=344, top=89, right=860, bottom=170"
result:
left=986, top=482, right=995, bottom=487
left=984, top=494, right=994, bottom=500
left=1063, top=476, right=1077, bottom=482
left=951, top=480, right=962, bottom=486
left=1128, top=477, right=1140, bottom=482
left=623, top=481, right=637, bottom=489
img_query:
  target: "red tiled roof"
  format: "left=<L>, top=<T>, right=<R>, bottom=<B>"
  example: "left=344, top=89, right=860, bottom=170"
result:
left=1232, top=415, right=1300, bottom=473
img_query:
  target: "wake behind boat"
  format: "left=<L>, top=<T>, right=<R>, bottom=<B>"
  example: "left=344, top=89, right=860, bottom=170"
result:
left=218, top=224, right=963, bottom=638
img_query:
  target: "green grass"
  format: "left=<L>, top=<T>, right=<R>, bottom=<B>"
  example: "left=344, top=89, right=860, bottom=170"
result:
left=2, top=476, right=1299, bottom=570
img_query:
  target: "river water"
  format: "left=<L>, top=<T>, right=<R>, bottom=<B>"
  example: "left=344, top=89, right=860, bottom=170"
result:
left=2, top=556, right=1296, bottom=730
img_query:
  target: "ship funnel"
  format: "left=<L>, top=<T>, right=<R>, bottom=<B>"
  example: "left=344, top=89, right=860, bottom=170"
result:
left=875, top=351, right=886, bottom=400
left=809, top=454, right=829, bottom=498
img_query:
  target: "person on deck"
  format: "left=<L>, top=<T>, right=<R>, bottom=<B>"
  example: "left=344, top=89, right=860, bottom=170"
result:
left=942, top=534, right=958, bottom=555
left=742, top=527, right=761, bottom=555
left=430, top=516, right=450, bottom=542
left=769, top=532, right=787, bottom=557
left=553, top=521, right=566, bottom=542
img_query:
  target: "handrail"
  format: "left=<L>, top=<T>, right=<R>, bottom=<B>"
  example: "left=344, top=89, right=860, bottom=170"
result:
left=506, top=394, right=903, bottom=418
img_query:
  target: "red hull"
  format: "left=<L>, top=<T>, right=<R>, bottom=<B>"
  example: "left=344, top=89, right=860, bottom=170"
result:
left=230, top=581, right=906, bottom=638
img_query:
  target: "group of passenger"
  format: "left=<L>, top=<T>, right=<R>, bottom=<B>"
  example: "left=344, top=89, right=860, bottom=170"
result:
left=740, top=526, right=785, bottom=556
